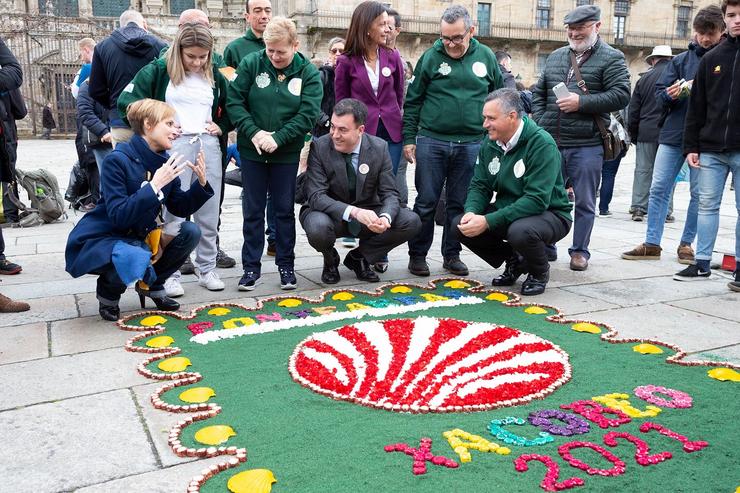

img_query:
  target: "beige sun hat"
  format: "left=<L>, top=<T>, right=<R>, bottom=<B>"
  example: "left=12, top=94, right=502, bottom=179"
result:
left=645, top=45, right=674, bottom=63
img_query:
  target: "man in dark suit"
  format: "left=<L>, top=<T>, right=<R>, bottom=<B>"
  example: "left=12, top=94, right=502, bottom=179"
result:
left=301, top=98, right=421, bottom=284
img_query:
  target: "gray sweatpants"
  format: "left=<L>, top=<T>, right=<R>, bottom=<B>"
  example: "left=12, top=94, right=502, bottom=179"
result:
left=164, top=134, right=222, bottom=276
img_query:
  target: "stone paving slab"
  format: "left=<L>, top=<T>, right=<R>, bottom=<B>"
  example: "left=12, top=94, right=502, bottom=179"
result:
left=0, top=321, right=47, bottom=365
left=666, top=291, right=740, bottom=323
left=0, top=348, right=147, bottom=410
left=0, top=389, right=157, bottom=493
left=1, top=276, right=96, bottom=300
left=50, top=316, right=134, bottom=356
left=0, top=294, right=78, bottom=328
left=529, top=287, right=621, bottom=315
left=686, top=344, right=740, bottom=364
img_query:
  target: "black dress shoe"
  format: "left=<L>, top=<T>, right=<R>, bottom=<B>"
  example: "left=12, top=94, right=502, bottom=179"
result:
left=408, top=256, right=430, bottom=276
left=136, top=285, right=180, bottom=311
left=443, top=256, right=469, bottom=276
left=99, top=303, right=120, bottom=321
left=321, top=248, right=341, bottom=284
left=492, top=257, right=526, bottom=286
left=343, top=249, right=380, bottom=282
left=521, top=271, right=550, bottom=296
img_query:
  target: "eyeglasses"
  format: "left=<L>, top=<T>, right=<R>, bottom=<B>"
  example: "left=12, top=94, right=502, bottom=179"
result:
left=566, top=22, right=596, bottom=33
left=330, top=48, right=343, bottom=54
left=440, top=29, right=470, bottom=45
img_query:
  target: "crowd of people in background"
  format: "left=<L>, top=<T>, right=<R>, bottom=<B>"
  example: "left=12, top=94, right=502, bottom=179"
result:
left=0, top=0, right=737, bottom=316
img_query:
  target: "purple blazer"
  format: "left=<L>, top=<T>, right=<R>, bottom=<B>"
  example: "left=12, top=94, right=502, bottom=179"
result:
left=334, top=48, right=405, bottom=143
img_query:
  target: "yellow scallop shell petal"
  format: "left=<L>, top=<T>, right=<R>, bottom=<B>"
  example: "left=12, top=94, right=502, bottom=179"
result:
left=444, top=280, right=470, bottom=289
left=496, top=447, right=512, bottom=455
left=524, top=306, right=548, bottom=315
left=332, top=292, right=354, bottom=301
left=708, top=367, right=740, bottom=382
left=157, top=356, right=191, bottom=372
left=179, top=387, right=216, bottom=403
left=633, top=344, right=664, bottom=354
left=277, top=298, right=302, bottom=307
left=194, top=425, right=236, bottom=445
left=208, top=307, right=231, bottom=316
left=390, top=286, right=412, bottom=293
left=571, top=322, right=601, bottom=334
left=486, top=293, right=509, bottom=302
left=227, top=469, right=276, bottom=493
left=223, top=317, right=255, bottom=329
left=140, top=315, right=168, bottom=327
left=145, top=335, right=174, bottom=348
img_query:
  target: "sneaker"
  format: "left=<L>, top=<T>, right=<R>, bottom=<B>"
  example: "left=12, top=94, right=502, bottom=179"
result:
left=0, top=258, right=22, bottom=275
left=180, top=256, right=195, bottom=275
left=238, top=271, right=260, bottom=291
left=164, top=277, right=185, bottom=298
left=197, top=270, right=225, bottom=291
left=341, top=237, right=358, bottom=248
left=216, top=248, right=236, bottom=268
left=665, top=214, right=675, bottom=223
left=599, top=210, right=612, bottom=216
left=621, top=243, right=661, bottom=260
left=676, top=244, right=695, bottom=265
left=673, top=264, right=711, bottom=281
left=729, top=270, right=740, bottom=292
left=632, top=210, right=645, bottom=222
left=442, top=256, right=469, bottom=276
left=266, top=241, right=277, bottom=257
left=279, top=267, right=297, bottom=290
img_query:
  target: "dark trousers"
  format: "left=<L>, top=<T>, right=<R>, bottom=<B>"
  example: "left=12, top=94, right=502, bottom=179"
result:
left=96, top=221, right=200, bottom=305
left=560, top=145, right=603, bottom=258
left=409, top=135, right=480, bottom=259
left=300, top=207, right=421, bottom=264
left=241, top=159, right=297, bottom=272
left=453, top=210, right=571, bottom=276
left=0, top=227, right=5, bottom=259
left=598, top=153, right=624, bottom=214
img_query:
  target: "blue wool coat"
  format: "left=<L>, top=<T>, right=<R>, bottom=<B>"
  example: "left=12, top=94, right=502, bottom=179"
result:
left=65, top=134, right=213, bottom=278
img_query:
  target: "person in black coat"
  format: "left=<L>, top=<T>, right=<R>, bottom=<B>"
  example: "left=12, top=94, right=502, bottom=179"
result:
left=65, top=99, right=214, bottom=321
left=41, top=103, right=56, bottom=139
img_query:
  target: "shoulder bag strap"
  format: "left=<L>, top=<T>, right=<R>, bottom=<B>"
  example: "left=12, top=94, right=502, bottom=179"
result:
left=569, top=51, right=609, bottom=139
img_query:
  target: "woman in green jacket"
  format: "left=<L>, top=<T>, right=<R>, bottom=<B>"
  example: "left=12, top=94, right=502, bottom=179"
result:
left=227, top=16, right=322, bottom=292
left=118, top=23, right=231, bottom=298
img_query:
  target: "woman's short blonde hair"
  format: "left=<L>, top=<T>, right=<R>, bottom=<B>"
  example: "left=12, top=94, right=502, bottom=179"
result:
left=166, top=23, right=214, bottom=86
left=127, top=99, right=177, bottom=135
left=263, top=16, right=298, bottom=45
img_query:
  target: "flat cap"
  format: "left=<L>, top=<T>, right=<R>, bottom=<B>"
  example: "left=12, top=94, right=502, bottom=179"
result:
left=563, top=5, right=601, bottom=25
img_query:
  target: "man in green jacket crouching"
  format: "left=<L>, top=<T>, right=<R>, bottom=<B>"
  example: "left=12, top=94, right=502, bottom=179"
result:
left=455, top=89, right=572, bottom=296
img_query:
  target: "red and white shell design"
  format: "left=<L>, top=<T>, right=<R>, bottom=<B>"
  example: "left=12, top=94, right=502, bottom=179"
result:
left=289, top=317, right=571, bottom=413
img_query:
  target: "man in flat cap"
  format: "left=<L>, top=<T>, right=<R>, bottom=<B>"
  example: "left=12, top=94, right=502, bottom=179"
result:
left=532, top=5, right=630, bottom=271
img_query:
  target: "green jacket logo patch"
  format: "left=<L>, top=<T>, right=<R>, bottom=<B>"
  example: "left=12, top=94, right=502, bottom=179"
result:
left=255, top=72, right=270, bottom=89
left=438, top=63, right=451, bottom=76
left=488, top=157, right=500, bottom=175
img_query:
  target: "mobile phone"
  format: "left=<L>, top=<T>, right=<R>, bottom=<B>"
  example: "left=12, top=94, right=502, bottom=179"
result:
left=553, top=82, right=570, bottom=100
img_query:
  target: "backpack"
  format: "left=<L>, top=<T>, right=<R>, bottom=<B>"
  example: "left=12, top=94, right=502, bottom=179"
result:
left=6, top=168, right=66, bottom=225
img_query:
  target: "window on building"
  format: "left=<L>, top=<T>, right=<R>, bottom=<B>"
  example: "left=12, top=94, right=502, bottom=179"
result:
left=477, top=3, right=491, bottom=37
left=576, top=0, right=593, bottom=5
left=676, top=5, right=692, bottom=38
left=171, top=0, right=195, bottom=15
left=536, top=0, right=551, bottom=29
left=38, top=0, right=78, bottom=16
left=93, top=0, right=131, bottom=17
left=613, top=0, right=629, bottom=43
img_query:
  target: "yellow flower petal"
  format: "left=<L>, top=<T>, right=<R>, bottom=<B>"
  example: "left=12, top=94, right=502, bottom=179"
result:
left=496, top=447, right=511, bottom=455
left=227, top=469, right=276, bottom=493
left=223, top=317, right=255, bottom=329
left=571, top=322, right=601, bottom=334
left=332, top=292, right=354, bottom=301
left=208, top=307, right=231, bottom=316
left=633, top=344, right=664, bottom=354
left=444, top=280, right=470, bottom=289
left=419, top=293, right=449, bottom=302
left=145, top=335, right=174, bottom=348
left=278, top=298, right=302, bottom=307
left=708, top=367, right=740, bottom=382
left=194, top=425, right=236, bottom=446
left=179, top=387, right=216, bottom=403
left=140, top=315, right=168, bottom=327
left=390, top=286, right=412, bottom=293
left=346, top=302, right=369, bottom=311
left=157, top=356, right=191, bottom=372
left=486, top=293, right=509, bottom=302
left=524, top=306, right=548, bottom=315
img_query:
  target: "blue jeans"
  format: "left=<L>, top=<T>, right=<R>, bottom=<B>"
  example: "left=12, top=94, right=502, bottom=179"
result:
left=695, top=152, right=740, bottom=262
left=646, top=144, right=699, bottom=246
left=92, top=146, right=113, bottom=179
left=409, top=135, right=480, bottom=259
left=96, top=221, right=200, bottom=305
left=241, top=159, right=298, bottom=272
left=560, top=145, right=603, bottom=258
left=598, top=153, right=623, bottom=213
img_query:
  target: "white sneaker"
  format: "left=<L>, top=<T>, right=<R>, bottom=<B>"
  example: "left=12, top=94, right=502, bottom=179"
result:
left=164, top=277, right=185, bottom=298
left=197, top=270, right=225, bottom=291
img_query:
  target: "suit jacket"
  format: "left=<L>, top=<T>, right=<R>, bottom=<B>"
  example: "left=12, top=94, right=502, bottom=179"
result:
left=334, top=49, right=405, bottom=142
left=304, top=133, right=400, bottom=222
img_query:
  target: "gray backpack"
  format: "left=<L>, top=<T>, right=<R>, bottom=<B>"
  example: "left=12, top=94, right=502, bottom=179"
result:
left=7, top=168, right=66, bottom=226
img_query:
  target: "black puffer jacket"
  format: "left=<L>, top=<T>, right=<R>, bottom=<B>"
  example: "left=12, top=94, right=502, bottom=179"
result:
left=627, top=58, right=671, bottom=143
left=532, top=37, right=631, bottom=148
left=0, top=37, right=22, bottom=183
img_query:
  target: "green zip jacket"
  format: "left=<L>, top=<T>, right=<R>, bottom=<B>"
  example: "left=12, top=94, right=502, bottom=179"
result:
left=116, top=56, right=232, bottom=135
left=223, top=29, right=265, bottom=69
left=403, top=38, right=503, bottom=145
left=226, top=50, right=322, bottom=164
left=465, top=117, right=572, bottom=231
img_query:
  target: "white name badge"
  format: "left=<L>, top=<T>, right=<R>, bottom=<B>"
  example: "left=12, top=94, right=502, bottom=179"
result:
left=288, top=78, right=303, bottom=96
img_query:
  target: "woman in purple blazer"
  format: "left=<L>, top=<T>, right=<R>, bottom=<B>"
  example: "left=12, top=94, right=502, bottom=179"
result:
left=335, top=1, right=405, bottom=174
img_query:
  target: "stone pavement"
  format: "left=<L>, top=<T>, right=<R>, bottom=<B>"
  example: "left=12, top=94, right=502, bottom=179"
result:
left=0, top=139, right=738, bottom=492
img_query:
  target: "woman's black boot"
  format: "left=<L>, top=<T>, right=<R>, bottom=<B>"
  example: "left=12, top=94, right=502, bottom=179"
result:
left=136, top=285, right=180, bottom=311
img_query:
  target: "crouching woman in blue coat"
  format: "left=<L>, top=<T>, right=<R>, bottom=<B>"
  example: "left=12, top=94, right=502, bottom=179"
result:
left=65, top=99, right=214, bottom=321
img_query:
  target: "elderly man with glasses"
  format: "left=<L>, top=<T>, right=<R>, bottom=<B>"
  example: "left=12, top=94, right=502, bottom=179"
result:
left=531, top=5, right=630, bottom=272
left=402, top=4, right=503, bottom=278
